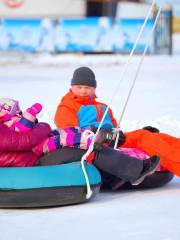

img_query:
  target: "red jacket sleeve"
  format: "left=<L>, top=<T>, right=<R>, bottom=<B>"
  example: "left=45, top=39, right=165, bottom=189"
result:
left=0, top=123, right=51, bottom=151
left=54, top=104, right=79, bottom=128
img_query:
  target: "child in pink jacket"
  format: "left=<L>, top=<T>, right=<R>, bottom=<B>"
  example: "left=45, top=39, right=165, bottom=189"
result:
left=0, top=98, right=91, bottom=154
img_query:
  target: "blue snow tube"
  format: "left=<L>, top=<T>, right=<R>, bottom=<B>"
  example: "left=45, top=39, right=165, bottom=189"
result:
left=0, top=162, right=101, bottom=208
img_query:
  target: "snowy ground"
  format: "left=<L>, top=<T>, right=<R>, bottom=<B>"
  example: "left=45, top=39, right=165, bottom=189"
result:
left=0, top=35, right=180, bottom=240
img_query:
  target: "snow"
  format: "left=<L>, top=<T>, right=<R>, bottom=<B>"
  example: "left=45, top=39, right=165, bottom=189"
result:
left=0, top=34, right=180, bottom=240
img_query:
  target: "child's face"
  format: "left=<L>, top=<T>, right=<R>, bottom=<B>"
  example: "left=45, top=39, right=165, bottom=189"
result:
left=71, top=85, right=96, bottom=97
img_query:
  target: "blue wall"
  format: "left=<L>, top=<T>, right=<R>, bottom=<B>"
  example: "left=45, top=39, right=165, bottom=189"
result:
left=0, top=17, right=154, bottom=53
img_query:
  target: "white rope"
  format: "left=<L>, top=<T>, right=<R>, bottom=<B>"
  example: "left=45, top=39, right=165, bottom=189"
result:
left=92, top=0, right=156, bottom=139
left=81, top=130, right=95, bottom=199
left=114, top=6, right=162, bottom=149
left=80, top=0, right=156, bottom=199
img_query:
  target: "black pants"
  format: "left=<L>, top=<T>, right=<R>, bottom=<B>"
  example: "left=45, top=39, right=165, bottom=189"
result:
left=37, top=146, right=143, bottom=182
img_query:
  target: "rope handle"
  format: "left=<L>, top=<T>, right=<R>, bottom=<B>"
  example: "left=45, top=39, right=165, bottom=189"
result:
left=81, top=130, right=95, bottom=199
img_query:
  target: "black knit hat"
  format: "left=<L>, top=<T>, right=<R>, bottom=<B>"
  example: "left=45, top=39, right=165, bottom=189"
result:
left=71, top=67, right=97, bottom=88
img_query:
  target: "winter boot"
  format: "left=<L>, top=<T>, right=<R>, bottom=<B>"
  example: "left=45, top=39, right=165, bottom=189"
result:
left=131, top=155, right=160, bottom=185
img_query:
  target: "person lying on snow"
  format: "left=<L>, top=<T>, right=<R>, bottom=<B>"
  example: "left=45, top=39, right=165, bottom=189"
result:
left=54, top=66, right=180, bottom=180
left=0, top=98, right=159, bottom=186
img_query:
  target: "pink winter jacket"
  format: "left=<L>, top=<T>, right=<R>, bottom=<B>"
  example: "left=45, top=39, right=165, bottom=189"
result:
left=0, top=122, right=51, bottom=167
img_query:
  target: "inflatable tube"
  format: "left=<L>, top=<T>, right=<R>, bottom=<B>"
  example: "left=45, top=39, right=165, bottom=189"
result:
left=0, top=162, right=101, bottom=208
left=101, top=170, right=174, bottom=190
left=127, top=171, right=174, bottom=189
left=124, top=170, right=174, bottom=189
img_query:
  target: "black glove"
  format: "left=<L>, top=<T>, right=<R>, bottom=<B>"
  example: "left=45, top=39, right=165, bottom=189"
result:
left=89, top=126, right=106, bottom=151
left=93, top=127, right=126, bottom=149
left=108, top=130, right=126, bottom=147
left=93, top=128, right=113, bottom=151
left=143, top=126, right=159, bottom=133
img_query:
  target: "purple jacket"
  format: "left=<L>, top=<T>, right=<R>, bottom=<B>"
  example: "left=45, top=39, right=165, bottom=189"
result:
left=0, top=123, right=51, bottom=167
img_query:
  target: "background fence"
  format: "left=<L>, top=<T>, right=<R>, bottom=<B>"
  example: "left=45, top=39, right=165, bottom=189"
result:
left=0, top=1, right=173, bottom=54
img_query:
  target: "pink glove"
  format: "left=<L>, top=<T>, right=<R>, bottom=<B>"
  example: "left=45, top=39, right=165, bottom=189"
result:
left=27, top=103, right=42, bottom=116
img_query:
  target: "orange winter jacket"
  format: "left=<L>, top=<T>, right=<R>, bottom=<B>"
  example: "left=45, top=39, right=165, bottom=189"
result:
left=54, top=90, right=117, bottom=129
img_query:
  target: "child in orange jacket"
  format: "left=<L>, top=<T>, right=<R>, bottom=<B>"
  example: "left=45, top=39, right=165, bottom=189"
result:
left=54, top=66, right=180, bottom=177
left=54, top=67, right=117, bottom=130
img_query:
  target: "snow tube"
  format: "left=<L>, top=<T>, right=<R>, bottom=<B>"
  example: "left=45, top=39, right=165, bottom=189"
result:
left=0, top=162, right=101, bottom=208
left=101, top=169, right=174, bottom=190
left=121, top=170, right=174, bottom=189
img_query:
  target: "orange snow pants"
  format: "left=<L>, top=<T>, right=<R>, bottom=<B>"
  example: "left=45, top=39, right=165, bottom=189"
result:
left=122, top=129, right=180, bottom=176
